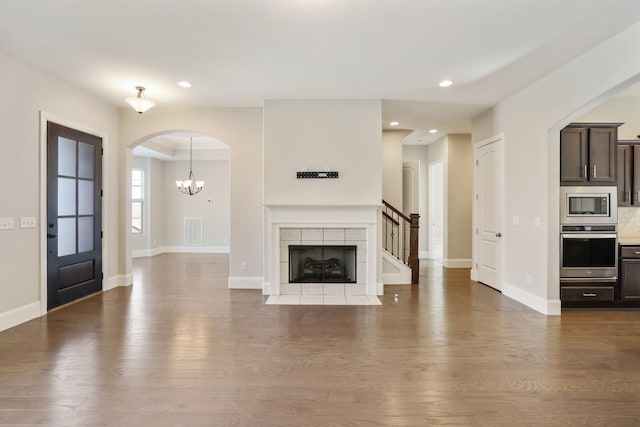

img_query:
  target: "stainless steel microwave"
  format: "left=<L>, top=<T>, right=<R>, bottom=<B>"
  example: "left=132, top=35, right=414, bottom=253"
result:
left=560, top=186, right=617, bottom=225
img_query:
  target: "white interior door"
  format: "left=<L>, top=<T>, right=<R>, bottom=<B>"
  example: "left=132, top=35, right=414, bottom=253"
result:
left=474, top=137, right=504, bottom=291
left=428, top=161, right=444, bottom=263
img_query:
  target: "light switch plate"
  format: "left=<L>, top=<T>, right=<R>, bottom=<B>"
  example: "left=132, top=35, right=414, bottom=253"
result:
left=20, top=217, right=36, bottom=228
left=0, top=217, right=14, bottom=230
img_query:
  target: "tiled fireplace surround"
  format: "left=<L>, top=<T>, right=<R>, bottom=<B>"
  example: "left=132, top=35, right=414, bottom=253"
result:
left=264, top=205, right=380, bottom=296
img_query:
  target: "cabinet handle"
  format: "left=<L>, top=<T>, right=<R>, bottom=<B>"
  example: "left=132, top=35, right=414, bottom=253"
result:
left=628, top=190, right=632, bottom=203
left=584, top=164, right=587, bottom=178
left=592, top=165, right=597, bottom=179
left=582, top=293, right=597, bottom=297
left=634, top=251, right=640, bottom=255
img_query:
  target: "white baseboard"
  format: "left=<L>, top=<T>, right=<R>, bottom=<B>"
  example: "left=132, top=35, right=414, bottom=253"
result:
left=470, top=268, right=478, bottom=281
left=132, top=247, right=164, bottom=258
left=263, top=281, right=271, bottom=295
left=132, top=246, right=229, bottom=258
left=0, top=301, right=41, bottom=333
left=502, top=282, right=561, bottom=315
left=105, top=273, right=134, bottom=291
left=444, top=258, right=472, bottom=268
left=376, top=282, right=384, bottom=295
left=419, top=251, right=429, bottom=260
left=382, top=273, right=412, bottom=285
left=163, top=246, right=230, bottom=254
left=228, top=276, right=263, bottom=290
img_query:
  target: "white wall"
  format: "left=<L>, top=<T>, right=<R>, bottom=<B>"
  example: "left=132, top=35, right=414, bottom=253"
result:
left=263, top=100, right=382, bottom=205
left=119, top=108, right=263, bottom=287
left=163, top=160, right=230, bottom=249
left=0, top=50, right=120, bottom=329
left=577, top=96, right=640, bottom=140
left=472, top=21, right=640, bottom=315
left=131, top=156, right=167, bottom=254
left=382, top=130, right=410, bottom=208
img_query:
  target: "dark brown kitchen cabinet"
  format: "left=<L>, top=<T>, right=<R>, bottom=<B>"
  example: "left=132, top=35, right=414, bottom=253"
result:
left=620, top=246, right=640, bottom=301
left=560, top=123, right=622, bottom=186
left=617, top=142, right=640, bottom=206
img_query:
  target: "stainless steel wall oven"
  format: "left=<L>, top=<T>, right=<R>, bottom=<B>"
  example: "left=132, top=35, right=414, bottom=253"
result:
left=560, top=224, right=617, bottom=279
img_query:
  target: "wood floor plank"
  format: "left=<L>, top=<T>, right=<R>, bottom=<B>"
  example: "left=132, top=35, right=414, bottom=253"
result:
left=1, top=253, right=640, bottom=426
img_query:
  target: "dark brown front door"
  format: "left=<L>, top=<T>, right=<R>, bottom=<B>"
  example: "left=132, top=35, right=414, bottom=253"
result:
left=47, top=122, right=102, bottom=310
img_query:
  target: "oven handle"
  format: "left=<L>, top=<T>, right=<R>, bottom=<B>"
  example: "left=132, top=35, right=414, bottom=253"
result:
left=561, top=234, right=617, bottom=239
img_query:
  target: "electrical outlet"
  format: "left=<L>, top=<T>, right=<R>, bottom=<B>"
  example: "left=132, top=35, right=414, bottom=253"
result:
left=240, top=262, right=247, bottom=271
left=0, top=218, right=14, bottom=230
left=526, top=274, right=532, bottom=284
left=512, top=216, right=519, bottom=226
left=20, top=217, right=36, bottom=228
left=534, top=217, right=541, bottom=227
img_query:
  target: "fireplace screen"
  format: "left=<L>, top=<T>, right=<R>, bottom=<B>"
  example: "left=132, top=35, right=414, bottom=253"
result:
left=289, top=245, right=357, bottom=283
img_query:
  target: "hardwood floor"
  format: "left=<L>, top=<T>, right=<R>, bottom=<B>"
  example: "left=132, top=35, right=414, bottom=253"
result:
left=2, top=254, right=640, bottom=426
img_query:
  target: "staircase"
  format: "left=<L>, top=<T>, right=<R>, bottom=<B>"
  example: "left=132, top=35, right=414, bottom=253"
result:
left=382, top=200, right=419, bottom=284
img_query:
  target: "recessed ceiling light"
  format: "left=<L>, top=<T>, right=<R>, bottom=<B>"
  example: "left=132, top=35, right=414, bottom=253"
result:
left=429, top=129, right=438, bottom=133
left=389, top=121, right=400, bottom=126
left=177, top=81, right=193, bottom=88
left=438, top=80, right=453, bottom=88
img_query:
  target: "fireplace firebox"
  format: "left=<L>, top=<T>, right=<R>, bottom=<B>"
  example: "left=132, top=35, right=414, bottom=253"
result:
left=289, top=245, right=357, bottom=283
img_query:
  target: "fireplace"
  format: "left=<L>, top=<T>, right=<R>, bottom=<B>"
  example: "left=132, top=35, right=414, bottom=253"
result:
left=289, top=245, right=357, bottom=283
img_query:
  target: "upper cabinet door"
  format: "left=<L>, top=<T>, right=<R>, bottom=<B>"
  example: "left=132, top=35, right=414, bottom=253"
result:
left=588, top=127, right=616, bottom=184
left=634, top=146, right=640, bottom=205
left=560, top=127, right=588, bottom=184
left=618, top=145, right=632, bottom=206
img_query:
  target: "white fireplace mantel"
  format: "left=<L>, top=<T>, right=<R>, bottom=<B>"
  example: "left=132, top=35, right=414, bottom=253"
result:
left=263, top=204, right=382, bottom=296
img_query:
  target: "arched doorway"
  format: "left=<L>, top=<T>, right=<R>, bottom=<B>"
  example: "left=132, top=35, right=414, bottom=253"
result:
left=127, top=130, right=231, bottom=283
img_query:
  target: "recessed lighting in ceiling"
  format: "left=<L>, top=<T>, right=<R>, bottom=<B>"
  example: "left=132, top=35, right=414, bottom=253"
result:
left=389, top=121, right=400, bottom=126
left=177, top=81, right=193, bottom=88
left=429, top=129, right=438, bottom=133
left=438, top=80, right=453, bottom=88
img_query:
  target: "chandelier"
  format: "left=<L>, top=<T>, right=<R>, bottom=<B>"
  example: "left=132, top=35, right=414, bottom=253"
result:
left=176, top=137, right=205, bottom=195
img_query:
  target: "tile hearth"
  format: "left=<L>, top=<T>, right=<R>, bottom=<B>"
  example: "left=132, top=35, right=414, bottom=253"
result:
left=265, top=295, right=381, bottom=305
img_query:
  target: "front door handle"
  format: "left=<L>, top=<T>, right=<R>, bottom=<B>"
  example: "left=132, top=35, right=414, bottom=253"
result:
left=495, top=232, right=502, bottom=238
left=47, top=233, right=57, bottom=239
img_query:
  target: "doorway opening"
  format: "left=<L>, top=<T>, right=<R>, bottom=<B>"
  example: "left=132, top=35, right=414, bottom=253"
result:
left=128, top=130, right=231, bottom=282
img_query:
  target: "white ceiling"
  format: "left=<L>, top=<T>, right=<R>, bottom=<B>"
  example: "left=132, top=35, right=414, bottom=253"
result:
left=2, top=0, right=640, bottom=145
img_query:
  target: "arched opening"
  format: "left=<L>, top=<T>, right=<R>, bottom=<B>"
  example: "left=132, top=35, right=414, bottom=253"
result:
left=126, top=130, right=231, bottom=286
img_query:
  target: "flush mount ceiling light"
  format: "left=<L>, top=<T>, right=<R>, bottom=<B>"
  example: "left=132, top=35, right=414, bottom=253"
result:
left=124, top=86, right=156, bottom=114
left=177, top=81, right=193, bottom=88
left=389, top=121, right=400, bottom=126
left=438, top=80, right=453, bottom=88
left=176, top=137, right=205, bottom=196
left=429, top=129, right=438, bottom=133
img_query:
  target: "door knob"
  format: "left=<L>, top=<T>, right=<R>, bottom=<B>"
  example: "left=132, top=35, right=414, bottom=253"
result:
left=495, top=232, right=502, bottom=238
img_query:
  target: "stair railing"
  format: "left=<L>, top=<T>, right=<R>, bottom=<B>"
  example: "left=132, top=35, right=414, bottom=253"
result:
left=382, top=200, right=419, bottom=284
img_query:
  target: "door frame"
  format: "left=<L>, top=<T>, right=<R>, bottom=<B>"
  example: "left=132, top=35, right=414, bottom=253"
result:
left=427, top=160, right=444, bottom=262
left=471, top=134, right=505, bottom=289
left=39, top=112, right=110, bottom=315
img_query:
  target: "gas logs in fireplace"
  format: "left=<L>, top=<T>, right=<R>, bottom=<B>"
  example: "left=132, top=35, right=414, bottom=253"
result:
left=289, top=245, right=357, bottom=283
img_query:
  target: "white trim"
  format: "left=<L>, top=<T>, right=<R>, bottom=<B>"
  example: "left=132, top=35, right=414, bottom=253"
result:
left=376, top=282, right=384, bottom=295
left=39, top=112, right=110, bottom=316
left=104, top=274, right=134, bottom=291
left=419, top=250, right=429, bottom=259
left=131, top=246, right=230, bottom=257
left=132, top=247, right=164, bottom=258
left=502, top=282, right=561, bottom=316
left=470, top=268, right=478, bottom=281
left=444, top=258, right=472, bottom=268
left=263, top=281, right=272, bottom=295
left=163, top=246, right=230, bottom=254
left=228, top=276, right=263, bottom=289
left=381, top=250, right=412, bottom=285
left=0, top=302, right=41, bottom=333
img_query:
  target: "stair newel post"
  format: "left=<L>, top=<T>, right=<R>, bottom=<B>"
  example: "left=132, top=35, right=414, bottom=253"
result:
left=409, top=213, right=420, bottom=285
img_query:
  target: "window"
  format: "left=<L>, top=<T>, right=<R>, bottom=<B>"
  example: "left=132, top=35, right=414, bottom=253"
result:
left=132, top=169, right=144, bottom=234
